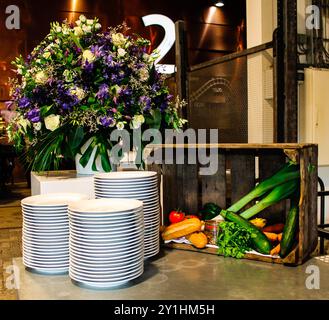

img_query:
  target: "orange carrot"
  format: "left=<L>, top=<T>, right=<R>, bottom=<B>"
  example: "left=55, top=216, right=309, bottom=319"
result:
left=277, top=233, right=283, bottom=242
left=270, top=244, right=281, bottom=256
left=264, top=232, right=278, bottom=242
left=263, top=223, right=285, bottom=234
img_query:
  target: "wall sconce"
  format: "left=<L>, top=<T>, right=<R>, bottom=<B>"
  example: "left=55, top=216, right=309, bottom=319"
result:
left=214, top=1, right=225, bottom=7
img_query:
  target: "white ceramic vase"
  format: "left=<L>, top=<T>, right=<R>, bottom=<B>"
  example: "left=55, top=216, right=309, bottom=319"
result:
left=75, top=138, right=117, bottom=175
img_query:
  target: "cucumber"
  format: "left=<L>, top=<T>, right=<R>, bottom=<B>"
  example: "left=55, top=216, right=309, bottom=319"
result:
left=280, top=202, right=299, bottom=258
left=220, top=210, right=272, bottom=255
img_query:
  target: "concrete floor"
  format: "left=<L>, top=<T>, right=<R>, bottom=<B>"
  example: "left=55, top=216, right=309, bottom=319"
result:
left=0, top=182, right=29, bottom=300
left=12, top=249, right=329, bottom=300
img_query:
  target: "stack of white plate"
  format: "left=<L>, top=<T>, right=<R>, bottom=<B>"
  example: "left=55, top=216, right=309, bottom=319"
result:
left=21, top=193, right=88, bottom=274
left=94, top=171, right=160, bottom=258
left=68, top=198, right=144, bottom=289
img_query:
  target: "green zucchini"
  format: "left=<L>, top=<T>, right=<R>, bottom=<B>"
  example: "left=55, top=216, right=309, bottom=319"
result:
left=280, top=201, right=299, bottom=258
left=220, top=210, right=272, bottom=255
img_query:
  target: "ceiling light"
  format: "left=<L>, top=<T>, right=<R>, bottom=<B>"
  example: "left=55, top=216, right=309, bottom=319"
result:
left=214, top=1, right=225, bottom=7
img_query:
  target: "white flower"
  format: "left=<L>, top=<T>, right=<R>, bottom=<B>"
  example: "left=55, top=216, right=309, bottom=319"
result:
left=130, top=115, right=145, bottom=130
left=117, top=48, right=126, bottom=57
left=17, top=68, right=23, bottom=75
left=44, top=114, right=60, bottom=132
left=70, top=87, right=86, bottom=101
left=18, top=116, right=30, bottom=133
left=87, top=19, right=94, bottom=25
left=55, top=39, right=60, bottom=44
left=36, top=59, right=41, bottom=64
left=56, top=26, right=62, bottom=33
left=43, top=51, right=51, bottom=59
left=95, top=23, right=101, bottom=30
left=139, top=68, right=149, bottom=81
left=75, top=20, right=81, bottom=26
left=82, top=50, right=95, bottom=63
left=74, top=26, right=83, bottom=37
left=116, top=122, right=125, bottom=130
left=62, top=26, right=69, bottom=35
left=112, top=32, right=126, bottom=47
left=33, top=122, right=42, bottom=131
left=35, top=71, right=48, bottom=84
left=82, top=25, right=92, bottom=33
left=63, top=69, right=74, bottom=82
left=79, top=15, right=87, bottom=22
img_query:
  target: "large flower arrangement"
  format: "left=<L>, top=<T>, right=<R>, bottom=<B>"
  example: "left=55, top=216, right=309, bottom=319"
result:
left=7, top=16, right=186, bottom=171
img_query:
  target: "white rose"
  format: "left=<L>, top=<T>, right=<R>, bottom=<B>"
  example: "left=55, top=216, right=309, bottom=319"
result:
left=82, top=25, right=92, bottom=33
left=56, top=26, right=62, bottom=33
left=82, top=50, right=95, bottom=63
left=75, top=20, right=81, bottom=26
left=95, top=23, right=102, bottom=30
left=43, top=51, right=51, bottom=59
left=139, top=68, right=149, bottom=82
left=116, top=122, right=125, bottom=130
left=112, top=33, right=126, bottom=47
left=70, top=87, right=86, bottom=100
left=33, top=122, right=42, bottom=131
left=117, top=48, right=126, bottom=57
left=74, top=26, right=83, bottom=37
left=44, top=114, right=60, bottom=132
left=79, top=15, right=87, bottom=22
left=130, top=115, right=145, bottom=129
left=35, top=71, right=48, bottom=84
left=87, top=19, right=94, bottom=25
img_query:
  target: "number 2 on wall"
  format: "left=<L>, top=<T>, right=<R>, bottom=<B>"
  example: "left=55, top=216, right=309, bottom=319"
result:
left=142, top=14, right=176, bottom=74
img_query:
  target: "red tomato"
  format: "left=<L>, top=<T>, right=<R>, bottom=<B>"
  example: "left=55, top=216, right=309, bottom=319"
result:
left=169, top=210, right=185, bottom=224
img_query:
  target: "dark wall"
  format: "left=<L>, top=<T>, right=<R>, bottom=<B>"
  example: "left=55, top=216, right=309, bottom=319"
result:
left=0, top=0, right=245, bottom=101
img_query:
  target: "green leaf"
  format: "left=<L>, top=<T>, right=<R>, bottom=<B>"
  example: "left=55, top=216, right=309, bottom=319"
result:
left=68, top=126, right=85, bottom=157
left=40, top=105, right=53, bottom=117
left=79, top=140, right=96, bottom=168
left=99, top=145, right=112, bottom=172
left=145, top=109, right=162, bottom=129
left=92, top=148, right=100, bottom=172
left=71, top=33, right=83, bottom=49
left=88, top=97, right=96, bottom=104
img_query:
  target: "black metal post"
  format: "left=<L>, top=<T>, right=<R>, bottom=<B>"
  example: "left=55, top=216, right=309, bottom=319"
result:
left=274, top=0, right=298, bottom=143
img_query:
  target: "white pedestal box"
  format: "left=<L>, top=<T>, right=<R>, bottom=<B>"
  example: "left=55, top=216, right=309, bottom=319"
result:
left=31, top=171, right=95, bottom=199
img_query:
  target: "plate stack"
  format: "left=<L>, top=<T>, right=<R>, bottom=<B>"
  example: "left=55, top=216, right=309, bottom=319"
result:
left=21, top=193, right=88, bottom=274
left=68, top=198, right=144, bottom=289
left=94, top=171, right=160, bottom=258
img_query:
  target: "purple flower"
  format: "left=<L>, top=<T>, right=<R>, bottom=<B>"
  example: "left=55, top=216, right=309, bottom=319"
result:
left=99, top=116, right=114, bottom=127
left=96, top=84, right=109, bottom=101
left=91, top=45, right=104, bottom=58
left=119, top=87, right=132, bottom=97
left=26, top=108, right=40, bottom=123
left=139, top=95, right=152, bottom=112
left=83, top=61, right=94, bottom=73
left=18, top=97, right=30, bottom=109
left=5, top=101, right=14, bottom=110
left=151, top=83, right=160, bottom=93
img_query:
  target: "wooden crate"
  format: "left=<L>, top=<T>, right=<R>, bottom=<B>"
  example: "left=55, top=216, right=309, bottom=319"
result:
left=146, top=143, right=318, bottom=265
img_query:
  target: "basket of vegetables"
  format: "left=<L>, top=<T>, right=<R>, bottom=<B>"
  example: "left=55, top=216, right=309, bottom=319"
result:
left=148, top=143, right=318, bottom=265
